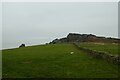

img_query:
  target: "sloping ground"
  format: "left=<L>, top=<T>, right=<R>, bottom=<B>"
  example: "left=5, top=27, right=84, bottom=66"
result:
left=2, top=44, right=118, bottom=78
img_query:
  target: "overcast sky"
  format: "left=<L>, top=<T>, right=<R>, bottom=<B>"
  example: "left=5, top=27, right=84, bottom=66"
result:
left=2, top=2, right=118, bottom=49
left=1, top=0, right=119, bottom=2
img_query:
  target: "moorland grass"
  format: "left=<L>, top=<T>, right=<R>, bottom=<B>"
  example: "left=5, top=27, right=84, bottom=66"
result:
left=2, top=44, right=118, bottom=78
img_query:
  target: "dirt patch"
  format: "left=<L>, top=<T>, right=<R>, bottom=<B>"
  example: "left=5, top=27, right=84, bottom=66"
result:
left=22, top=61, right=32, bottom=64
left=94, top=43, right=105, bottom=45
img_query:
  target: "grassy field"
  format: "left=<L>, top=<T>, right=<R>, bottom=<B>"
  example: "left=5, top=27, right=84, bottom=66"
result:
left=78, top=42, right=119, bottom=56
left=2, top=44, right=118, bottom=78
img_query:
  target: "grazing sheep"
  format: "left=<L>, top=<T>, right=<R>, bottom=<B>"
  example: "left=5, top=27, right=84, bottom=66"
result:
left=70, top=52, right=74, bottom=55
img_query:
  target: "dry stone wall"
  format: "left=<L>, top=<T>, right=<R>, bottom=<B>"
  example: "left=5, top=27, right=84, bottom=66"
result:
left=73, top=43, right=120, bottom=65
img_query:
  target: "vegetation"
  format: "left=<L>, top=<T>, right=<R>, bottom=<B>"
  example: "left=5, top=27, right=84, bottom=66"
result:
left=2, top=44, right=118, bottom=78
left=78, top=42, right=119, bottom=56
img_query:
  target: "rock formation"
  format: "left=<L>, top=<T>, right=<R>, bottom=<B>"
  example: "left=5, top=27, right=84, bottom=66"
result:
left=19, top=44, right=25, bottom=48
left=49, top=33, right=120, bottom=44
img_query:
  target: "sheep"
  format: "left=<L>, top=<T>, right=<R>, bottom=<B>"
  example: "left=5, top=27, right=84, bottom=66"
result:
left=70, top=51, right=74, bottom=55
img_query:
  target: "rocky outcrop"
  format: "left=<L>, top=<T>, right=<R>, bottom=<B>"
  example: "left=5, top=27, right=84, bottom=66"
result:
left=19, top=44, right=25, bottom=48
left=49, top=33, right=120, bottom=44
left=67, top=33, right=96, bottom=42
left=49, top=38, right=68, bottom=44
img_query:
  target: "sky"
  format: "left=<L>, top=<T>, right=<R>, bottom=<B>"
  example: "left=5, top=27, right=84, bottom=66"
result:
left=1, top=2, right=118, bottom=49
left=1, top=0, right=119, bottom=2
left=0, top=1, right=2, bottom=78
left=0, top=2, right=2, bottom=50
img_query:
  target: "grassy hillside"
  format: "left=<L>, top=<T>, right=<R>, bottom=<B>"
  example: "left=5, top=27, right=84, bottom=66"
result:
left=2, top=44, right=118, bottom=78
left=78, top=43, right=119, bottom=56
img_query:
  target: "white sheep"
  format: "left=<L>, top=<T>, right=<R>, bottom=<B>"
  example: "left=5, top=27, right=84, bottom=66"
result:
left=70, top=51, right=74, bottom=55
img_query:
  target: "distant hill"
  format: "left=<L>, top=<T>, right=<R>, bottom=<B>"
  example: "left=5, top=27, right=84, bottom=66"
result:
left=49, top=33, right=120, bottom=44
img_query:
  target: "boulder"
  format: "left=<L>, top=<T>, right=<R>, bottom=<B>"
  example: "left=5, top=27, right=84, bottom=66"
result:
left=19, top=44, right=25, bottom=48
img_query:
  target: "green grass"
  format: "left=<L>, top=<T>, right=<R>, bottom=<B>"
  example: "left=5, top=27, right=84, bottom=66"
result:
left=78, top=42, right=119, bottom=56
left=2, top=44, right=118, bottom=78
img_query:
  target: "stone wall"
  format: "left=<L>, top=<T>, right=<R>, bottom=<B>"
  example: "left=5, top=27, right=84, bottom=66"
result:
left=73, top=43, right=120, bottom=65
